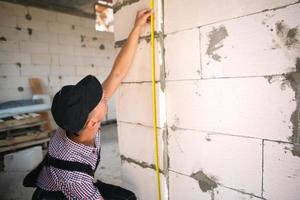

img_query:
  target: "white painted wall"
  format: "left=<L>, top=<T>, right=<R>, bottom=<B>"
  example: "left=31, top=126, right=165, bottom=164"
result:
left=114, top=0, right=300, bottom=199
left=0, top=1, right=117, bottom=122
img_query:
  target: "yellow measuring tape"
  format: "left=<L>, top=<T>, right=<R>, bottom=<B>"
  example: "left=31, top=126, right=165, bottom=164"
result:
left=150, top=0, right=162, bottom=200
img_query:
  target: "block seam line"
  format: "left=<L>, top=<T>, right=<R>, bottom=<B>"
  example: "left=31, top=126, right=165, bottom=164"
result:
left=169, top=169, right=265, bottom=199
left=120, top=154, right=164, bottom=174
left=165, top=74, right=296, bottom=82
left=168, top=126, right=294, bottom=143
left=164, top=1, right=300, bottom=35
left=198, top=27, right=203, bottom=80
left=261, top=139, right=265, bottom=198
left=114, top=32, right=166, bottom=48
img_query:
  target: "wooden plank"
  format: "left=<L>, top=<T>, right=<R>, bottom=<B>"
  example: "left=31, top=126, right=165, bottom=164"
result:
left=0, top=131, right=49, bottom=147
left=0, top=115, right=41, bottom=131
left=0, top=121, right=45, bottom=133
left=0, top=137, right=50, bottom=153
left=29, top=78, right=52, bottom=131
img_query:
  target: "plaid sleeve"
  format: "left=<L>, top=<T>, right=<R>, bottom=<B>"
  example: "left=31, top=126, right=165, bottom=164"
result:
left=60, top=179, right=102, bottom=200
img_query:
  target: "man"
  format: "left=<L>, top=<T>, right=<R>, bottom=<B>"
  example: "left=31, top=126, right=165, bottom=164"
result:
left=24, top=8, right=153, bottom=200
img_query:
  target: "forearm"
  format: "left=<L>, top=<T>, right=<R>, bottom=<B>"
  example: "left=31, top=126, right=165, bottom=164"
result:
left=102, top=27, right=142, bottom=99
left=102, top=8, right=152, bottom=99
left=111, top=26, right=141, bottom=78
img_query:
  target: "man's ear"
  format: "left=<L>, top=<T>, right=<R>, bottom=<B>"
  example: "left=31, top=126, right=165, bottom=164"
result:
left=86, top=119, right=97, bottom=129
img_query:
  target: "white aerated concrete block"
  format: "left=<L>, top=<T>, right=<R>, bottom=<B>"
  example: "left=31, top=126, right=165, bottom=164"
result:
left=17, top=18, right=48, bottom=32
left=169, top=171, right=262, bottom=200
left=31, top=54, right=52, bottom=65
left=58, top=34, right=81, bottom=46
left=117, top=82, right=164, bottom=128
left=0, top=27, right=18, bottom=40
left=0, top=14, right=16, bottom=27
left=0, top=1, right=27, bottom=17
left=122, top=39, right=160, bottom=83
left=214, top=187, right=262, bottom=199
left=263, top=141, right=300, bottom=200
left=200, top=4, right=300, bottom=78
left=49, top=44, right=74, bottom=55
left=169, top=171, right=211, bottom=200
left=164, top=0, right=297, bottom=33
left=56, top=13, right=81, bottom=26
left=20, top=41, right=49, bottom=54
left=107, top=94, right=116, bottom=120
left=0, top=64, right=20, bottom=76
left=113, top=0, right=160, bottom=41
left=30, top=31, right=58, bottom=43
left=165, top=28, right=201, bottom=80
left=74, top=46, right=96, bottom=56
left=82, top=56, right=105, bottom=67
left=4, top=146, right=43, bottom=171
left=27, top=7, right=57, bottom=22
left=50, top=65, right=76, bottom=76
left=80, top=17, right=95, bottom=28
left=59, top=55, right=83, bottom=66
left=0, top=41, right=19, bottom=52
left=60, top=76, right=83, bottom=86
left=166, top=76, right=296, bottom=141
left=0, top=88, right=22, bottom=102
left=48, top=22, right=76, bottom=35
left=21, top=64, right=50, bottom=76
left=76, top=66, right=98, bottom=76
left=118, top=122, right=164, bottom=169
left=0, top=76, right=29, bottom=89
left=168, top=128, right=262, bottom=196
left=0, top=52, right=31, bottom=64
left=121, top=162, right=166, bottom=200
left=48, top=75, right=61, bottom=87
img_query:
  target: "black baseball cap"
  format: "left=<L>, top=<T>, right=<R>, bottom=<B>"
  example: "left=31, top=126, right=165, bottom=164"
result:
left=51, top=75, right=103, bottom=133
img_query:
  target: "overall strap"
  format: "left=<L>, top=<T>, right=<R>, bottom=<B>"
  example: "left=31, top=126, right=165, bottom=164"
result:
left=44, top=154, right=95, bottom=177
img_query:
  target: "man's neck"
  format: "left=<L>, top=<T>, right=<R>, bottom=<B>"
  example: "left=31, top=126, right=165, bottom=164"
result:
left=67, top=130, right=96, bottom=147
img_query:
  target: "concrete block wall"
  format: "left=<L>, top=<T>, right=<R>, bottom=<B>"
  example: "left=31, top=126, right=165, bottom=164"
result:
left=113, top=0, right=167, bottom=199
left=0, top=1, right=117, bottom=121
left=164, top=0, right=300, bottom=199
left=114, top=0, right=300, bottom=199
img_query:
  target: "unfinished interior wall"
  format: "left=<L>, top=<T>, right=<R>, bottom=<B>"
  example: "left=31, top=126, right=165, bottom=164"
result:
left=164, top=0, right=300, bottom=199
left=114, top=0, right=300, bottom=200
left=0, top=1, right=117, bottom=121
left=113, top=0, right=167, bottom=199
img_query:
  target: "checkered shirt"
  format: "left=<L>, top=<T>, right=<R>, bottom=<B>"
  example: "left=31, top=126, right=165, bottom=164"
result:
left=36, top=128, right=102, bottom=199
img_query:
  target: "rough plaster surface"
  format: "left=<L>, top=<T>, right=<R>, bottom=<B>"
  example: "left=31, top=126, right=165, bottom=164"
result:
left=121, top=39, right=160, bottom=83
left=121, top=161, right=166, bottom=200
left=168, top=128, right=262, bottom=196
left=117, top=122, right=164, bottom=169
left=263, top=141, right=300, bottom=200
left=164, top=0, right=298, bottom=34
left=166, top=77, right=296, bottom=141
left=164, top=28, right=201, bottom=81
left=114, top=0, right=300, bottom=199
left=201, top=4, right=300, bottom=78
left=169, top=171, right=262, bottom=200
left=116, top=82, right=165, bottom=128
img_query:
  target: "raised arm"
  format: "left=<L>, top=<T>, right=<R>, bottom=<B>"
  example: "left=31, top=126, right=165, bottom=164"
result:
left=102, top=8, right=152, bottom=100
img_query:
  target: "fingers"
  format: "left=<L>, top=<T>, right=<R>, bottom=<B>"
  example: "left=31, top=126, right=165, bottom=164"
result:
left=141, top=9, right=153, bottom=23
left=138, top=8, right=152, bottom=16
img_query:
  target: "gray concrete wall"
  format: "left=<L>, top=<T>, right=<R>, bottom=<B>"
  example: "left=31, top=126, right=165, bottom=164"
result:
left=0, top=1, right=117, bottom=121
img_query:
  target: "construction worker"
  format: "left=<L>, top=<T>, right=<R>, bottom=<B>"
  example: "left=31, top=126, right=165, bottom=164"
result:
left=23, top=8, right=153, bottom=200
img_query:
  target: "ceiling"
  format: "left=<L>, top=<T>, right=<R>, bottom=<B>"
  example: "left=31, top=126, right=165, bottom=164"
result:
left=0, top=0, right=112, bottom=18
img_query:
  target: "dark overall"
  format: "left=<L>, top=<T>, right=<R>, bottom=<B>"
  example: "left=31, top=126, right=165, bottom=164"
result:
left=23, top=153, right=136, bottom=200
